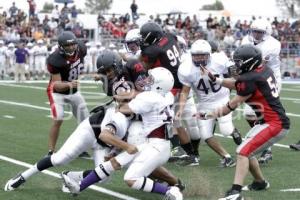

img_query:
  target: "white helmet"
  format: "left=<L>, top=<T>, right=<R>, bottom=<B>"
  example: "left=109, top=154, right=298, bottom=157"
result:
left=85, top=42, right=91, bottom=47
left=176, top=35, right=187, bottom=53
left=27, top=42, right=33, bottom=47
left=0, top=40, right=4, bottom=45
left=147, top=67, right=174, bottom=95
left=127, top=121, right=146, bottom=145
left=96, top=42, right=102, bottom=47
left=250, top=19, right=272, bottom=43
left=190, top=40, right=211, bottom=67
left=125, top=28, right=140, bottom=53
left=8, top=43, right=15, bottom=48
left=37, top=39, right=43, bottom=44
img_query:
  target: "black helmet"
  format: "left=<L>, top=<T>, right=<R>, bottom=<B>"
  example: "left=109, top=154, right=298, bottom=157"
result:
left=140, top=22, right=163, bottom=47
left=233, top=44, right=262, bottom=75
left=96, top=50, right=123, bottom=79
left=58, top=31, right=78, bottom=56
left=208, top=40, right=219, bottom=53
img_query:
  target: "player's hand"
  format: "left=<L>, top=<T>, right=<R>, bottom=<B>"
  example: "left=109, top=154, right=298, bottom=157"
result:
left=94, top=74, right=101, bottom=81
left=193, top=112, right=213, bottom=120
left=70, top=80, right=79, bottom=88
left=200, top=65, right=216, bottom=82
left=126, top=144, right=138, bottom=154
left=175, top=110, right=183, bottom=120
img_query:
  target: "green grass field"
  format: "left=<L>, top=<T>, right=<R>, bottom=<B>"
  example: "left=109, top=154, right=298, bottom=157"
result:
left=0, top=81, right=300, bottom=200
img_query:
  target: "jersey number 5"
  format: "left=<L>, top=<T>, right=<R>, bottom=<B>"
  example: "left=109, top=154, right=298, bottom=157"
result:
left=267, top=76, right=279, bottom=98
left=166, top=45, right=180, bottom=67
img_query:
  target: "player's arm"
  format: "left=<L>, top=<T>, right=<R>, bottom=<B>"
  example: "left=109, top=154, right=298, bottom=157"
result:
left=194, top=94, right=251, bottom=119
left=117, top=103, right=134, bottom=115
left=50, top=73, right=78, bottom=92
left=176, top=85, right=190, bottom=119
left=99, top=128, right=137, bottom=154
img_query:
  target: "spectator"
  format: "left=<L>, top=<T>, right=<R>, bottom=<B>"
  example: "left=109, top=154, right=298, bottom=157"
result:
left=70, top=5, right=78, bottom=20
left=9, top=2, right=18, bottom=17
left=130, top=0, right=139, bottom=22
left=27, top=0, right=36, bottom=17
left=51, top=5, right=60, bottom=23
left=14, top=42, right=29, bottom=82
left=33, top=25, right=44, bottom=41
left=154, top=14, right=162, bottom=25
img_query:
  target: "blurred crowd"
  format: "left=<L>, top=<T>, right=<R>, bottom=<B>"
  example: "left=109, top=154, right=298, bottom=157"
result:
left=0, top=0, right=299, bottom=80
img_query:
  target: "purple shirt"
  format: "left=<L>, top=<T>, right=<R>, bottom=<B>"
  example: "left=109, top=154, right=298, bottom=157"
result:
left=15, top=48, right=29, bottom=64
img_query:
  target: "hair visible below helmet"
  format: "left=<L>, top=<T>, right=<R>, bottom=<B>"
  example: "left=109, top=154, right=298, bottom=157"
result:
left=147, top=67, right=174, bottom=95
left=57, top=31, right=78, bottom=56
left=208, top=40, right=219, bottom=53
left=125, top=28, right=141, bottom=53
left=140, top=22, right=163, bottom=47
left=249, top=19, right=272, bottom=43
left=96, top=50, right=123, bottom=78
left=233, top=44, right=262, bottom=74
left=190, top=40, right=212, bottom=67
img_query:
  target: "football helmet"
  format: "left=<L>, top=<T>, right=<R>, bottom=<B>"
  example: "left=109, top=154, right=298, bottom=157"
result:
left=37, top=39, right=43, bottom=45
left=232, top=44, right=262, bottom=75
left=96, top=50, right=123, bottom=80
left=125, top=28, right=141, bottom=53
left=146, top=67, right=174, bottom=95
left=249, top=19, right=272, bottom=43
left=27, top=42, right=33, bottom=48
left=140, top=22, right=163, bottom=47
left=0, top=40, right=4, bottom=45
left=8, top=43, right=15, bottom=48
left=190, top=39, right=211, bottom=67
left=58, top=31, right=78, bottom=56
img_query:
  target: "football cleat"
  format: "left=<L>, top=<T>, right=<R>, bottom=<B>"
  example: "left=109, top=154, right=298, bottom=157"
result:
left=174, top=179, right=186, bottom=192
left=178, top=155, right=200, bottom=166
left=164, top=186, right=183, bottom=200
left=258, top=150, right=272, bottom=164
left=61, top=171, right=71, bottom=193
left=4, top=174, right=26, bottom=191
left=231, top=128, right=242, bottom=145
left=242, top=180, right=270, bottom=191
left=218, top=189, right=244, bottom=200
left=169, top=146, right=188, bottom=162
left=220, top=157, right=236, bottom=168
left=289, top=141, right=300, bottom=151
left=61, top=172, right=80, bottom=196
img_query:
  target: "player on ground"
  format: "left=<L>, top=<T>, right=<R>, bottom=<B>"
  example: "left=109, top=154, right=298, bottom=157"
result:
left=196, top=44, right=289, bottom=200
left=241, top=19, right=282, bottom=164
left=62, top=67, right=183, bottom=200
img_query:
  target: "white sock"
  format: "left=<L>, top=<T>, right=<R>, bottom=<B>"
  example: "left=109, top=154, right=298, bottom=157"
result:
left=21, top=164, right=39, bottom=180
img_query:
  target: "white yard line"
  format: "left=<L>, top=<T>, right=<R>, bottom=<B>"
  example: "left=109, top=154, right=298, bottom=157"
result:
left=280, top=188, right=300, bottom=192
left=0, top=155, right=139, bottom=200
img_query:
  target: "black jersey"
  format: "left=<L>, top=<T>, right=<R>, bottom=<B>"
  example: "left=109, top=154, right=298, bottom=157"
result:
left=47, top=41, right=87, bottom=94
left=235, top=66, right=290, bottom=129
left=141, top=33, right=182, bottom=89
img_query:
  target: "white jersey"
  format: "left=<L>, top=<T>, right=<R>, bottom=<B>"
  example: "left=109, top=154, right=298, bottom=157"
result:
left=0, top=46, right=7, bottom=66
left=128, top=91, right=174, bottom=136
left=33, top=45, right=48, bottom=60
left=25, top=47, right=35, bottom=68
left=5, top=48, right=15, bottom=67
left=178, top=56, right=230, bottom=104
left=241, top=35, right=281, bottom=77
left=210, top=51, right=234, bottom=69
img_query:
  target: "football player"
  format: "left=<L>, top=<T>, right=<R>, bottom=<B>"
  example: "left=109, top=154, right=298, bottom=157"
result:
left=241, top=19, right=282, bottom=164
left=119, top=28, right=141, bottom=61
left=177, top=39, right=240, bottom=168
left=46, top=31, right=89, bottom=156
left=62, top=67, right=183, bottom=200
left=0, top=40, right=7, bottom=79
left=33, top=39, right=48, bottom=79
left=140, top=22, right=199, bottom=166
left=197, top=45, right=289, bottom=200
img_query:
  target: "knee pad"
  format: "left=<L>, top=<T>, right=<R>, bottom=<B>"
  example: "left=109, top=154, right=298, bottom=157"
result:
left=127, top=177, right=153, bottom=192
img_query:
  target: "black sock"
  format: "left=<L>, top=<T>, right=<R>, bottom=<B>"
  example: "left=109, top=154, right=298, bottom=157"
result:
left=170, top=135, right=180, bottom=148
left=191, top=139, right=200, bottom=156
left=181, top=142, right=194, bottom=155
left=83, top=170, right=93, bottom=178
left=37, top=156, right=53, bottom=171
left=231, top=184, right=242, bottom=192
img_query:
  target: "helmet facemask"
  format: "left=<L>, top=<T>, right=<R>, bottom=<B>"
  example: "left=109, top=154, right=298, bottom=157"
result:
left=60, top=42, right=78, bottom=56
left=192, top=53, right=210, bottom=67
left=250, top=29, right=266, bottom=44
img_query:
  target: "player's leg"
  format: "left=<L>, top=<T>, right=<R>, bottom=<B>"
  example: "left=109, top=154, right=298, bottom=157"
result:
left=47, top=92, right=65, bottom=154
left=4, top=119, right=95, bottom=191
left=200, top=118, right=235, bottom=167
left=218, top=113, right=242, bottom=145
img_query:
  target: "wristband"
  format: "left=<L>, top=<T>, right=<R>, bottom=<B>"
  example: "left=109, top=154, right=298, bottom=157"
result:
left=226, top=102, right=235, bottom=111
